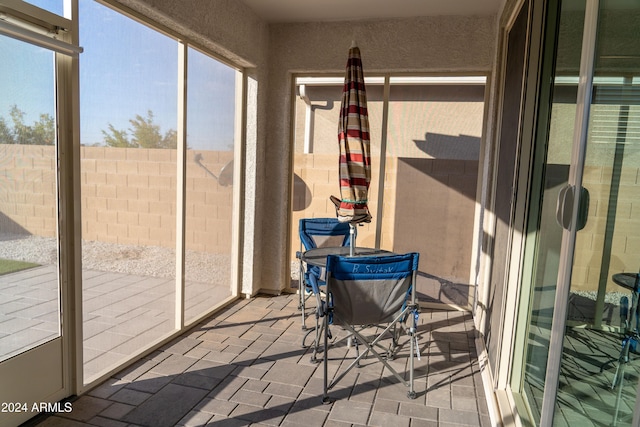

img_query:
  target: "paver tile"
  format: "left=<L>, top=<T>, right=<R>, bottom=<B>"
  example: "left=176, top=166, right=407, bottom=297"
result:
left=195, top=397, right=238, bottom=416
left=98, top=402, right=136, bottom=419
left=328, top=400, right=372, bottom=425
left=229, top=403, right=287, bottom=426
left=439, top=408, right=481, bottom=426
left=63, top=396, right=112, bottom=421
left=109, top=388, right=153, bottom=406
left=262, top=360, right=314, bottom=387
left=283, top=407, right=328, bottom=427
left=368, top=411, right=411, bottom=427
left=229, top=389, right=271, bottom=407
left=398, top=401, right=439, bottom=421
left=123, top=384, right=208, bottom=427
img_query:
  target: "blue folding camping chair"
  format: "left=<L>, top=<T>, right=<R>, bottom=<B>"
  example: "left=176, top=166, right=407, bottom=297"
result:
left=320, top=252, right=421, bottom=402
left=296, top=218, right=351, bottom=330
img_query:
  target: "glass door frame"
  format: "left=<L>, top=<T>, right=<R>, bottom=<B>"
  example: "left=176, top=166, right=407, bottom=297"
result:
left=537, top=0, right=599, bottom=424
left=506, top=0, right=561, bottom=421
left=509, top=0, right=640, bottom=424
left=0, top=1, right=82, bottom=424
left=489, top=0, right=557, bottom=421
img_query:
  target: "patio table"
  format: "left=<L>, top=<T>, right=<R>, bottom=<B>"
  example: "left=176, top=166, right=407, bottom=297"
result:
left=612, top=272, right=640, bottom=291
left=299, top=246, right=398, bottom=354
left=609, top=272, right=640, bottom=422
left=612, top=272, right=640, bottom=328
left=302, top=246, right=394, bottom=269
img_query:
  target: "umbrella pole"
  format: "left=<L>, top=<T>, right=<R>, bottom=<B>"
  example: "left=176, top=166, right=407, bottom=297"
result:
left=349, top=223, right=356, bottom=256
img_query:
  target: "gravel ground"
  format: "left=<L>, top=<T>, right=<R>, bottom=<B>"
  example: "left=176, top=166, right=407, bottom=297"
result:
left=0, top=233, right=229, bottom=284
left=1, top=232, right=631, bottom=304
left=572, top=289, right=627, bottom=305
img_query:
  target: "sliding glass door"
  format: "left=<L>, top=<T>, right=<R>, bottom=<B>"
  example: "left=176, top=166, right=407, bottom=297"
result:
left=0, top=17, right=75, bottom=427
left=517, top=0, right=640, bottom=425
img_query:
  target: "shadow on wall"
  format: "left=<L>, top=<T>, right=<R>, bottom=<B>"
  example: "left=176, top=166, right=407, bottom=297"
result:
left=392, top=156, right=479, bottom=286
left=416, top=271, right=474, bottom=307
left=392, top=133, right=481, bottom=305
left=292, top=173, right=312, bottom=211
left=0, top=212, right=31, bottom=236
left=413, top=132, right=480, bottom=161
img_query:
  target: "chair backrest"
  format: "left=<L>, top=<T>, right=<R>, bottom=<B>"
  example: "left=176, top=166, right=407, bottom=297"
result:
left=325, top=252, right=419, bottom=325
left=299, top=218, right=351, bottom=251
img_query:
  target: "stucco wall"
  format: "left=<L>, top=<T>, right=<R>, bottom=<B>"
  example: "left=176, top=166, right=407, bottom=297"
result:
left=263, top=16, right=497, bottom=294
left=116, top=0, right=268, bottom=69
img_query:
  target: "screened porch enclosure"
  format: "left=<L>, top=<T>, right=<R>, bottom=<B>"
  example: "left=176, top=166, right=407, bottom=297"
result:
left=290, top=76, right=486, bottom=309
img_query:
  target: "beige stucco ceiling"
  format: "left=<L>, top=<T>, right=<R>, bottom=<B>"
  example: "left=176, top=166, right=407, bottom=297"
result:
left=239, top=0, right=504, bottom=23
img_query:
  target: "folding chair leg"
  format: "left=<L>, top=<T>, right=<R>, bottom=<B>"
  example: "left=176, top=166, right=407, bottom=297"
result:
left=299, top=261, right=307, bottom=330
left=300, top=292, right=307, bottom=330
left=408, top=309, right=417, bottom=399
left=310, top=315, right=328, bottom=363
left=333, top=325, right=408, bottom=389
left=325, top=310, right=413, bottom=398
left=322, top=310, right=332, bottom=404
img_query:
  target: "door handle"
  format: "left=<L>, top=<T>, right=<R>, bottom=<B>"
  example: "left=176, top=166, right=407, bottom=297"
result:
left=556, top=184, right=589, bottom=231
left=576, top=186, right=589, bottom=231
left=556, top=185, right=573, bottom=230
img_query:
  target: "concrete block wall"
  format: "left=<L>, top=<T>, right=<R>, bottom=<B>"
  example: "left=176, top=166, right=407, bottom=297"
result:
left=82, top=147, right=178, bottom=247
left=391, top=157, right=479, bottom=283
left=573, top=163, right=640, bottom=293
left=1, top=145, right=233, bottom=254
left=0, top=144, right=57, bottom=237
left=291, top=153, right=378, bottom=252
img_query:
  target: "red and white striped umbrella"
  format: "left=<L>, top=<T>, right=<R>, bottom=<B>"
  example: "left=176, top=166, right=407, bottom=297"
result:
left=332, top=45, right=372, bottom=224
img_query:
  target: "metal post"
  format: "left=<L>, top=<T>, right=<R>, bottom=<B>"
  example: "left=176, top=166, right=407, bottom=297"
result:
left=349, top=223, right=356, bottom=256
left=408, top=269, right=417, bottom=398
left=322, top=272, right=332, bottom=404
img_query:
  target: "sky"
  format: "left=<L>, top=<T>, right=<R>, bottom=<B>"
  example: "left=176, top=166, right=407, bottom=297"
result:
left=1, top=0, right=236, bottom=151
left=1, top=37, right=55, bottom=126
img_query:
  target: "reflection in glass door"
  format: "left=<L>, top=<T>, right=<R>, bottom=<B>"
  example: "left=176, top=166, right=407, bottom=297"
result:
left=518, top=0, right=640, bottom=425
left=553, top=0, right=640, bottom=424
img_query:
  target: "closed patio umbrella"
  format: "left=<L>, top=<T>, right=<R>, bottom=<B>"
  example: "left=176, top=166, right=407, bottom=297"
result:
left=331, top=43, right=372, bottom=227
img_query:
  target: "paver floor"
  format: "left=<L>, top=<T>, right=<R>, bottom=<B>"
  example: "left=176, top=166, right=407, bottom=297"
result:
left=29, top=293, right=492, bottom=426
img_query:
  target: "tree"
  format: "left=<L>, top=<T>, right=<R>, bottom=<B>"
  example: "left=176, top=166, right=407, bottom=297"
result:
left=101, top=124, right=135, bottom=148
left=0, top=105, right=55, bottom=145
left=31, top=113, right=55, bottom=145
left=0, top=117, right=12, bottom=144
left=10, top=106, right=29, bottom=143
left=159, top=129, right=177, bottom=149
left=102, top=110, right=177, bottom=149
